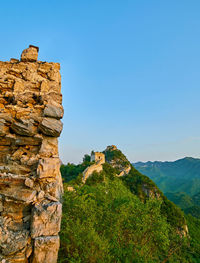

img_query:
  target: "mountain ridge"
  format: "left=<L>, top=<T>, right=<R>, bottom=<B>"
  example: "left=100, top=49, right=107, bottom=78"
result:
left=59, top=146, right=200, bottom=262
left=134, top=156, right=200, bottom=167
left=133, top=157, right=200, bottom=196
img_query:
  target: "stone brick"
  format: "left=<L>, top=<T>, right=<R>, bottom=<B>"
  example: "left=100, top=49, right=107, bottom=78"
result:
left=37, top=158, right=60, bottom=178
left=21, top=45, right=39, bottom=62
left=32, top=236, right=60, bottom=263
left=11, top=120, right=37, bottom=136
left=31, top=202, right=62, bottom=238
left=39, top=118, right=63, bottom=137
left=43, top=102, right=64, bottom=119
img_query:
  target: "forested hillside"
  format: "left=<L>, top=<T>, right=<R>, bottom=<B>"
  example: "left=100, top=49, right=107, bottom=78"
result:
left=134, top=157, right=200, bottom=196
left=165, top=192, right=200, bottom=219
left=59, top=147, right=200, bottom=262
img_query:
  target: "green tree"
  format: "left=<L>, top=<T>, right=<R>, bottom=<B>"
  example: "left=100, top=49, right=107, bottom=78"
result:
left=59, top=178, right=177, bottom=263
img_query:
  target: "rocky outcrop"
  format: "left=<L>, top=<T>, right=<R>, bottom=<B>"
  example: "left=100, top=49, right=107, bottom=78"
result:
left=0, top=45, right=63, bottom=263
left=104, top=145, right=131, bottom=177
left=83, top=147, right=132, bottom=182
left=141, top=184, right=161, bottom=199
left=117, top=165, right=131, bottom=177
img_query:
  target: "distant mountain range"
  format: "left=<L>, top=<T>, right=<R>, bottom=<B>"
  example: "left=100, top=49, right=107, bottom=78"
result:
left=133, top=157, right=200, bottom=218
left=133, top=157, right=200, bottom=196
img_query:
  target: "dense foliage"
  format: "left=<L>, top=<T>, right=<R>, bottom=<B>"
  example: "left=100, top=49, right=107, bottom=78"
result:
left=59, top=150, right=200, bottom=262
left=59, top=175, right=185, bottom=263
left=122, top=168, right=186, bottom=229
left=184, top=206, right=200, bottom=219
left=183, top=215, right=200, bottom=262
left=60, top=154, right=92, bottom=183
left=165, top=192, right=200, bottom=219
left=165, top=192, right=194, bottom=209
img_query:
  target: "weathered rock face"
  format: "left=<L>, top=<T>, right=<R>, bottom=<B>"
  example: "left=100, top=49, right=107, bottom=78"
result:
left=104, top=145, right=131, bottom=177
left=0, top=46, right=63, bottom=263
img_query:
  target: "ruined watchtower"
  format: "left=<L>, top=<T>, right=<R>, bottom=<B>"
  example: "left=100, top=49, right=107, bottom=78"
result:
left=0, top=45, right=63, bottom=263
left=91, top=151, right=105, bottom=163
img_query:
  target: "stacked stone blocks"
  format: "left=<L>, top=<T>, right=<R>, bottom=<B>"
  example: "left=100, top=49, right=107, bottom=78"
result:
left=0, top=45, right=63, bottom=263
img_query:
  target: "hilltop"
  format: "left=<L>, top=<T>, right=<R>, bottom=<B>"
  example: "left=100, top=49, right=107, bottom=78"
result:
left=59, top=146, right=200, bottom=262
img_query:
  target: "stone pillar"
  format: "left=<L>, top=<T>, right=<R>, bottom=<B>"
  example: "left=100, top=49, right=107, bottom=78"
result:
left=0, top=45, right=63, bottom=263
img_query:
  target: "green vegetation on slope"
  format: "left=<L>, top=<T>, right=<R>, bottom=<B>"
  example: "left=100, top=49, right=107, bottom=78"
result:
left=133, top=158, right=200, bottom=219
left=134, top=157, right=200, bottom=196
left=59, top=179, right=172, bottom=262
left=165, top=192, right=200, bottom=219
left=59, top=169, right=189, bottom=262
left=122, top=167, right=186, bottom=229
left=58, top=146, right=200, bottom=262
left=183, top=215, right=200, bottom=262
left=192, top=192, right=200, bottom=206
left=60, top=154, right=92, bottom=183
left=165, top=192, right=194, bottom=210
left=184, top=206, right=200, bottom=219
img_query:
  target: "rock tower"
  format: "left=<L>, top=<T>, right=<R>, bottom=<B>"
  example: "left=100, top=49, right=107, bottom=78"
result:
left=0, top=45, right=63, bottom=263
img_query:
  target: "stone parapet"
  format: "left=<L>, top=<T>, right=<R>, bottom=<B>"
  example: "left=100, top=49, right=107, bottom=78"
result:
left=0, top=45, right=63, bottom=263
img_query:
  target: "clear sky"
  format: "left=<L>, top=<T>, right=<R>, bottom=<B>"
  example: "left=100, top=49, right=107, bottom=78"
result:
left=1, top=0, right=200, bottom=163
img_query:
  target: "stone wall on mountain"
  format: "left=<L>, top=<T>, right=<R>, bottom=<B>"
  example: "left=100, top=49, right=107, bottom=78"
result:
left=0, top=45, right=63, bottom=263
left=82, top=147, right=131, bottom=182
left=83, top=152, right=105, bottom=182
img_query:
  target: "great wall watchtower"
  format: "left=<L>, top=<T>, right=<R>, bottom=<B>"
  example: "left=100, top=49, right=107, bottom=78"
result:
left=91, top=151, right=105, bottom=163
left=0, top=45, right=63, bottom=263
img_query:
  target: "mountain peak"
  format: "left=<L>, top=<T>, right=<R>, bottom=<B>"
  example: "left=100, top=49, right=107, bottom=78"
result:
left=105, top=145, right=117, bottom=151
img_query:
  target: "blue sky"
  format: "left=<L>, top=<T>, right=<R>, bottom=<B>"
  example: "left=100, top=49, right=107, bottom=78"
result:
left=1, top=1, right=200, bottom=163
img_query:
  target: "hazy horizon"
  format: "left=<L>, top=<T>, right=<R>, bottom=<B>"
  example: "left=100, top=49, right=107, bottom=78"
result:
left=59, top=143, right=200, bottom=165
